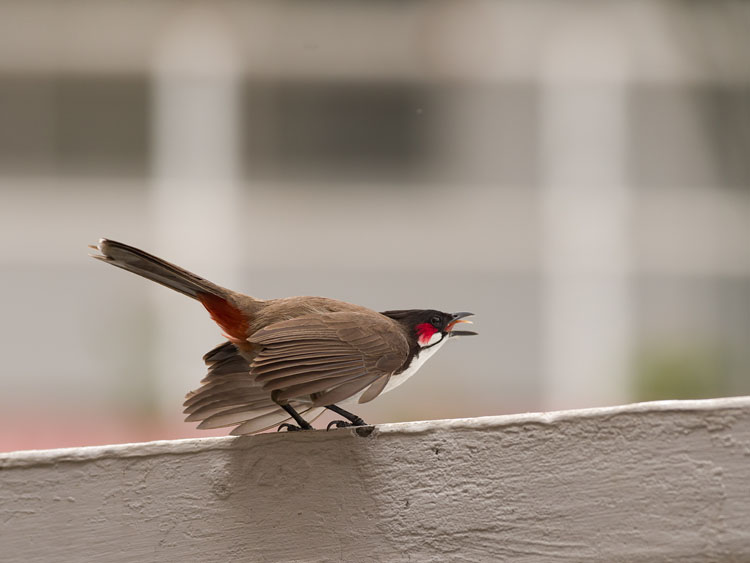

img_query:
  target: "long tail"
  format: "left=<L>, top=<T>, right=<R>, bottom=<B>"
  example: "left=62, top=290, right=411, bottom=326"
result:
left=91, top=238, right=255, bottom=341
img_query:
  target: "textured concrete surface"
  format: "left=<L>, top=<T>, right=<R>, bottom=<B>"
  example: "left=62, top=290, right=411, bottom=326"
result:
left=2, top=397, right=750, bottom=562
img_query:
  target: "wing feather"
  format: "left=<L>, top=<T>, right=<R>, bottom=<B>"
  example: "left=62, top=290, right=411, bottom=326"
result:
left=273, top=373, right=370, bottom=402
left=358, top=374, right=391, bottom=403
left=248, top=312, right=408, bottom=404
left=184, top=390, right=267, bottom=417
left=186, top=311, right=408, bottom=435
left=183, top=379, right=257, bottom=408
left=253, top=359, right=363, bottom=382
left=197, top=404, right=281, bottom=429
left=267, top=368, right=366, bottom=397
left=229, top=406, right=326, bottom=436
left=203, top=341, right=239, bottom=364
left=311, top=376, right=382, bottom=406
left=206, top=356, right=250, bottom=376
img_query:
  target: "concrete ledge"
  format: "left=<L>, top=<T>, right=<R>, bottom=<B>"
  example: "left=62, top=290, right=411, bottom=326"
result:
left=2, top=397, right=750, bottom=562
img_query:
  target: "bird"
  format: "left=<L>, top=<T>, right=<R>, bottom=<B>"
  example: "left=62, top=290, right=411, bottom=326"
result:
left=90, top=238, right=477, bottom=435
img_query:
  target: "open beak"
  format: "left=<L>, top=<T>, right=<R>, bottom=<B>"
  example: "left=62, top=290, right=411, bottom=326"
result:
left=447, top=311, right=478, bottom=337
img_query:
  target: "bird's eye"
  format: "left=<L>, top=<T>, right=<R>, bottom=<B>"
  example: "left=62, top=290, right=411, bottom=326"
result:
left=431, top=315, right=441, bottom=326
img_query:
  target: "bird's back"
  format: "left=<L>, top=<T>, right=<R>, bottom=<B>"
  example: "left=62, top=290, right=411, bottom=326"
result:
left=250, top=296, right=389, bottom=333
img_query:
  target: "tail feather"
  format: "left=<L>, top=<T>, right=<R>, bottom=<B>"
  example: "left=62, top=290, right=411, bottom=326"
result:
left=92, top=238, right=326, bottom=435
left=92, top=238, right=253, bottom=340
left=91, top=238, right=228, bottom=300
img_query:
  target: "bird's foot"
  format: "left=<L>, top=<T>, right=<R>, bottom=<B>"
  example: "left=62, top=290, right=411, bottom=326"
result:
left=326, top=417, right=367, bottom=430
left=277, top=422, right=312, bottom=432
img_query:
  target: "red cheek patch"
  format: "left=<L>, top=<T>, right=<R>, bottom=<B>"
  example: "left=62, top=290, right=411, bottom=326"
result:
left=415, top=322, right=438, bottom=346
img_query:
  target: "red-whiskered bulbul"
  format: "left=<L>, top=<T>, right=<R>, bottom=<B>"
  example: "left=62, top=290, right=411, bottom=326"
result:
left=91, top=239, right=477, bottom=434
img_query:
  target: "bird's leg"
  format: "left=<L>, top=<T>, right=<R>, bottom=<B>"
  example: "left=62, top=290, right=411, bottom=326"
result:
left=325, top=404, right=368, bottom=430
left=277, top=404, right=314, bottom=432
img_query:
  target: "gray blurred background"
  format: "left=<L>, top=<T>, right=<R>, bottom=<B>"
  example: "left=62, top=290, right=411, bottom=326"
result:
left=1, top=0, right=749, bottom=451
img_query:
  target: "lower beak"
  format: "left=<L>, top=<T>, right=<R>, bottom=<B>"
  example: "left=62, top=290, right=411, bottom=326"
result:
left=447, top=312, right=478, bottom=337
left=449, top=329, right=478, bottom=337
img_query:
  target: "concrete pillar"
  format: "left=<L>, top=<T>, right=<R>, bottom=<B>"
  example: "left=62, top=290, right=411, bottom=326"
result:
left=540, top=15, right=633, bottom=409
left=150, top=6, right=242, bottom=415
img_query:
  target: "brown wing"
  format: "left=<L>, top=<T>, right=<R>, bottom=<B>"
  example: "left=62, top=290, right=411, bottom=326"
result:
left=249, top=312, right=409, bottom=406
left=183, top=341, right=325, bottom=434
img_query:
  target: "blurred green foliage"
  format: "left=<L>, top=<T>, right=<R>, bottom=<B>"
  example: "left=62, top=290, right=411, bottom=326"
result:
left=633, top=344, right=728, bottom=402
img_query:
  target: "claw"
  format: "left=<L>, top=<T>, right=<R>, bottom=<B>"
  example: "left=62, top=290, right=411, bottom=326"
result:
left=277, top=423, right=302, bottom=432
left=327, top=419, right=353, bottom=430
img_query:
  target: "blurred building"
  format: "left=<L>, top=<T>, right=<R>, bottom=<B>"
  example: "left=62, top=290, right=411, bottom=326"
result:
left=1, top=0, right=749, bottom=451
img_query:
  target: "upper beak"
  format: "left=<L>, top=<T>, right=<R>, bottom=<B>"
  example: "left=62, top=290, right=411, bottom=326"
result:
left=447, top=311, right=478, bottom=337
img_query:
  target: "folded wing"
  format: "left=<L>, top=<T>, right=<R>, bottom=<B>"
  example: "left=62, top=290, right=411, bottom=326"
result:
left=250, top=312, right=409, bottom=406
left=183, top=312, right=409, bottom=435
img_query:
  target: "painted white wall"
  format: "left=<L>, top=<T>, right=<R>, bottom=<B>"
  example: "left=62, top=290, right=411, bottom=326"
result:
left=2, top=397, right=749, bottom=562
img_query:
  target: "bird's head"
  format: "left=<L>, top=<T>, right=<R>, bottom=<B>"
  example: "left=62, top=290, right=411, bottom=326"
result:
left=381, top=309, right=477, bottom=348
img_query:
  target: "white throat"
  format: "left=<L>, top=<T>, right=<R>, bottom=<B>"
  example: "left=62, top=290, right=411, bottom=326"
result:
left=380, top=334, right=447, bottom=395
